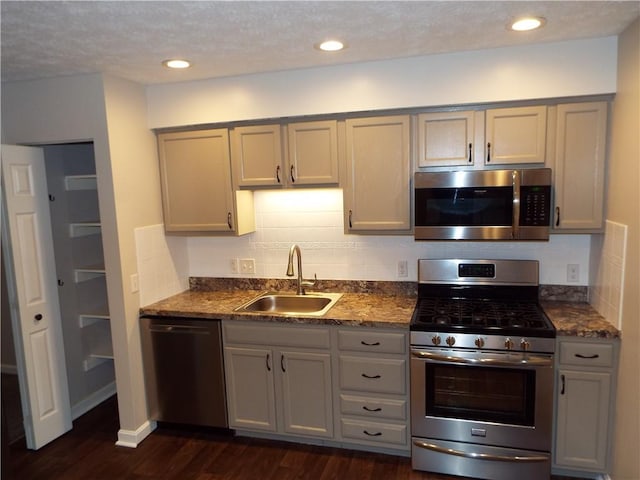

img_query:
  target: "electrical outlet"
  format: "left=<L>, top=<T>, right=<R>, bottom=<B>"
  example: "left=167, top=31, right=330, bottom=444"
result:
left=240, top=258, right=256, bottom=274
left=567, top=264, right=580, bottom=283
left=230, top=258, right=239, bottom=273
left=397, top=260, right=408, bottom=278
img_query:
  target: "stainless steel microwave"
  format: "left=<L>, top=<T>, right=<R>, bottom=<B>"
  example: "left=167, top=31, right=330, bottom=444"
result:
left=414, top=168, right=552, bottom=241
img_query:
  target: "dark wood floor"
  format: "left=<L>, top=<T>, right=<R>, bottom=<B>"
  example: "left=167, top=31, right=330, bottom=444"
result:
left=5, top=395, right=586, bottom=480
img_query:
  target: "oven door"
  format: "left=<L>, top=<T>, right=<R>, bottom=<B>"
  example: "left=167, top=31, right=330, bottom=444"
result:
left=410, top=347, right=554, bottom=452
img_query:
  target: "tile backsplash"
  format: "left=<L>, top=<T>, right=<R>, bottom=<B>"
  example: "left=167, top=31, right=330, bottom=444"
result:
left=135, top=189, right=593, bottom=306
left=591, top=220, right=628, bottom=329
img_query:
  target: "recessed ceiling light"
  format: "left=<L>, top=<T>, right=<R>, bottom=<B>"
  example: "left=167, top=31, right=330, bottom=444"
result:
left=315, top=40, right=346, bottom=52
left=162, top=59, right=191, bottom=69
left=510, top=17, right=546, bottom=31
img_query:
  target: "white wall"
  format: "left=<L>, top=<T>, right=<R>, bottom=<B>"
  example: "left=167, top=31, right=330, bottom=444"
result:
left=135, top=189, right=592, bottom=306
left=147, top=37, right=617, bottom=128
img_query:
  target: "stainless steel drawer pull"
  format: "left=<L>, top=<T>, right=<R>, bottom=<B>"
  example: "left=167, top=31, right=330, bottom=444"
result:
left=363, top=406, right=382, bottom=412
left=360, top=341, right=381, bottom=346
left=361, top=373, right=381, bottom=379
left=363, top=430, right=382, bottom=437
left=575, top=353, right=600, bottom=359
left=412, top=440, right=550, bottom=463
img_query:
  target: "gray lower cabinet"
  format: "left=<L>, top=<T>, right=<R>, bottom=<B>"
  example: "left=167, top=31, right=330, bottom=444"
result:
left=334, top=328, right=410, bottom=452
left=553, top=336, right=619, bottom=476
left=222, top=321, right=410, bottom=454
left=223, top=321, right=333, bottom=439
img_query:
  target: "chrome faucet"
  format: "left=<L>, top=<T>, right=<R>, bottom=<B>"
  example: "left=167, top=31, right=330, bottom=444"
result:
left=286, top=244, right=317, bottom=295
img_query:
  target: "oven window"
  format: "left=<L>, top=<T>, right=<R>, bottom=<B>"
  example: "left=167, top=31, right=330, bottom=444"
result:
left=415, top=187, right=513, bottom=226
left=425, top=364, right=535, bottom=426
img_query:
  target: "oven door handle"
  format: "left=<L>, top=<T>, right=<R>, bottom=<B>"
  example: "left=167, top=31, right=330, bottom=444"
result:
left=412, top=440, right=550, bottom=463
left=411, top=350, right=553, bottom=367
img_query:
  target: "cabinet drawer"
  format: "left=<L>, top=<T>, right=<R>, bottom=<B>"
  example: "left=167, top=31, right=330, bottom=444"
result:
left=340, top=394, right=407, bottom=421
left=338, top=330, right=406, bottom=354
left=341, top=418, right=407, bottom=446
left=559, top=341, right=614, bottom=368
left=340, top=356, right=406, bottom=394
left=224, top=322, right=330, bottom=349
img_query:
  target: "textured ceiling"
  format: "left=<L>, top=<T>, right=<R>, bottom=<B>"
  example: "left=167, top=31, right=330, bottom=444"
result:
left=1, top=1, right=639, bottom=85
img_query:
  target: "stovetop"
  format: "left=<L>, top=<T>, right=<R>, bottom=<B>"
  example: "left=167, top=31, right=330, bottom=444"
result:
left=410, top=296, right=555, bottom=338
left=410, top=259, right=556, bottom=350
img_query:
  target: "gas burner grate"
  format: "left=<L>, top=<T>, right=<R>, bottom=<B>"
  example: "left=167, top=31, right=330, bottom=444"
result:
left=413, top=297, right=549, bottom=330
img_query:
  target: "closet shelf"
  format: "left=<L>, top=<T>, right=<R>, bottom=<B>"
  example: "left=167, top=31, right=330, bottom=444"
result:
left=65, top=174, right=97, bottom=191
left=69, top=222, right=101, bottom=237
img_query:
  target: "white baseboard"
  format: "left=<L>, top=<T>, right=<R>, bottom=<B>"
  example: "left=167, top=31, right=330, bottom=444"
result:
left=70, top=381, right=117, bottom=420
left=116, top=420, right=157, bottom=448
left=1, top=364, right=18, bottom=375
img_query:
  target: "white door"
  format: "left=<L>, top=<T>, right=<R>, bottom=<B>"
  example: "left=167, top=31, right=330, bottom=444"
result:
left=1, top=144, right=72, bottom=449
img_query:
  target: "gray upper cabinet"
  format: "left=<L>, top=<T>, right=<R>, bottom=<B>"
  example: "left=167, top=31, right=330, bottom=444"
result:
left=550, top=102, right=607, bottom=231
left=417, top=111, right=476, bottom=167
left=485, top=105, right=547, bottom=165
left=231, top=124, right=284, bottom=187
left=287, top=120, right=339, bottom=186
left=343, top=115, right=412, bottom=233
left=231, top=121, right=339, bottom=188
left=157, top=129, right=255, bottom=235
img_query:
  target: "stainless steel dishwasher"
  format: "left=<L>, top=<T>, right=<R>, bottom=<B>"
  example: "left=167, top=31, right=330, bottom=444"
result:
left=140, top=317, right=228, bottom=428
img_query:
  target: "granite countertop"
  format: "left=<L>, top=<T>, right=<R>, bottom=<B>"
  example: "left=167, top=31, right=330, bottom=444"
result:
left=139, top=289, right=416, bottom=329
left=139, top=278, right=621, bottom=338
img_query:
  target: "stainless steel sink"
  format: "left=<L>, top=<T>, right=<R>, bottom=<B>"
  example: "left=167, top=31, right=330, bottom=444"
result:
left=235, top=292, right=342, bottom=316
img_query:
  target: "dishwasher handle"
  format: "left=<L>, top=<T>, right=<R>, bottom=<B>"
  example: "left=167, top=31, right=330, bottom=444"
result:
left=148, top=324, right=211, bottom=335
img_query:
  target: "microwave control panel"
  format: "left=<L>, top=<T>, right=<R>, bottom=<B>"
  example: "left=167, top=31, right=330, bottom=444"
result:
left=520, top=186, right=551, bottom=226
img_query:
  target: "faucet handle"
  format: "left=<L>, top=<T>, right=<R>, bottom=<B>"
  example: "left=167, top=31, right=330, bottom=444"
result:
left=300, top=273, right=318, bottom=290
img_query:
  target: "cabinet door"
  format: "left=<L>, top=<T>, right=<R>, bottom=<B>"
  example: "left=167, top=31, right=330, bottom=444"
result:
left=279, top=350, right=333, bottom=438
left=287, top=120, right=339, bottom=185
left=552, top=102, right=607, bottom=230
left=231, top=124, right=283, bottom=187
left=158, top=129, right=237, bottom=233
left=344, top=115, right=411, bottom=232
left=485, top=106, right=547, bottom=165
left=417, top=111, right=475, bottom=167
left=224, top=346, right=277, bottom=432
left=555, top=369, right=611, bottom=471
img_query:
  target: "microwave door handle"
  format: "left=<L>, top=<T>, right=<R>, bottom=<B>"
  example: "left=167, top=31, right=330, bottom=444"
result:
left=512, top=170, right=520, bottom=240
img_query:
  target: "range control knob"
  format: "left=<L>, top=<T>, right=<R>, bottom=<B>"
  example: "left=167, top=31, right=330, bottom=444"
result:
left=446, top=336, right=456, bottom=347
left=521, top=339, right=531, bottom=351
left=475, top=337, right=485, bottom=348
left=504, top=338, right=514, bottom=350
left=431, top=335, right=441, bottom=346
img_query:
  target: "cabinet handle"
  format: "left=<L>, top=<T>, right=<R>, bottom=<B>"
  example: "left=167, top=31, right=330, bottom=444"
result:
left=468, top=143, right=472, bottom=163
left=227, top=212, right=233, bottom=230
left=290, top=165, right=296, bottom=183
left=360, top=341, right=381, bottom=346
left=486, top=142, right=491, bottom=162
left=363, top=430, right=382, bottom=437
left=280, top=354, right=286, bottom=373
left=349, top=210, right=353, bottom=228
left=361, top=373, right=381, bottom=379
left=555, top=206, right=560, bottom=227
left=363, top=406, right=382, bottom=412
left=266, top=354, right=271, bottom=372
left=575, top=353, right=600, bottom=359
left=276, top=165, right=281, bottom=183
left=561, top=374, right=565, bottom=395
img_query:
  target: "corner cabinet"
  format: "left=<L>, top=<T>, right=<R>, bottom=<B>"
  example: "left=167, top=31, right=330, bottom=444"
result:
left=550, top=102, right=608, bottom=231
left=223, top=321, right=334, bottom=439
left=157, top=129, right=255, bottom=235
left=343, top=115, right=412, bottom=233
left=553, top=337, right=619, bottom=476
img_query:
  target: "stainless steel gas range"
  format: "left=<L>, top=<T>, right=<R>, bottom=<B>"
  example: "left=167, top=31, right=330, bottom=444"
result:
left=410, top=259, right=556, bottom=480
